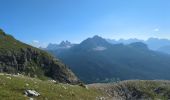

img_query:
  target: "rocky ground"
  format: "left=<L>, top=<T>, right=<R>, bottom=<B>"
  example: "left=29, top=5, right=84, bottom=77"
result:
left=88, top=80, right=170, bottom=100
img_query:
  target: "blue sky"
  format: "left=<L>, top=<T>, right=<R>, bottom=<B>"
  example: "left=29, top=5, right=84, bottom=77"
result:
left=0, top=0, right=170, bottom=47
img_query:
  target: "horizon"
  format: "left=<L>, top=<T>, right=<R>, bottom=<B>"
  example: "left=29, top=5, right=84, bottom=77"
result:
left=39, top=35, right=170, bottom=48
left=0, top=0, right=170, bottom=47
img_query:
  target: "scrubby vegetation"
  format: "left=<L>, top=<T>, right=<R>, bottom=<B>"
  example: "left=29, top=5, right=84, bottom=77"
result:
left=89, top=80, right=170, bottom=100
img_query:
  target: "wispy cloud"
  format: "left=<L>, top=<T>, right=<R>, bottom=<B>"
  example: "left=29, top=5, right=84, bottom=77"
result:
left=153, top=28, right=159, bottom=32
left=31, top=40, right=40, bottom=47
left=32, top=40, right=39, bottom=43
left=31, top=40, right=47, bottom=48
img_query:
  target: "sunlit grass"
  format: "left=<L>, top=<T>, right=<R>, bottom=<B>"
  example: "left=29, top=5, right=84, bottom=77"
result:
left=0, top=74, right=103, bottom=100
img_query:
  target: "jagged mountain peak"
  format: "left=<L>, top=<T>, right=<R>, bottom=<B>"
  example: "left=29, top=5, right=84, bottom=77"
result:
left=46, top=41, right=73, bottom=50
left=80, top=35, right=110, bottom=47
left=59, top=40, right=72, bottom=47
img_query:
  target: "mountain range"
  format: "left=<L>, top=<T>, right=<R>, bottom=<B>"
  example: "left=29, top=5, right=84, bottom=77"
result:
left=46, top=37, right=170, bottom=54
left=107, top=38, right=170, bottom=54
left=1, top=29, right=170, bottom=99
left=46, top=35, right=170, bottom=83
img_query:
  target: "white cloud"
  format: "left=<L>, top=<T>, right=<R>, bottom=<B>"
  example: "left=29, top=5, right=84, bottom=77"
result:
left=154, top=28, right=159, bottom=32
left=32, top=40, right=39, bottom=43
left=31, top=40, right=40, bottom=47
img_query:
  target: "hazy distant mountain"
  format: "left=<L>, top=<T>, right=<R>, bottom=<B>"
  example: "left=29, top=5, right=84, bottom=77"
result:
left=107, top=38, right=143, bottom=44
left=107, top=38, right=170, bottom=54
left=46, top=40, right=74, bottom=50
left=157, top=45, right=170, bottom=54
left=146, top=38, right=170, bottom=50
left=48, top=35, right=170, bottom=83
left=44, top=41, right=76, bottom=55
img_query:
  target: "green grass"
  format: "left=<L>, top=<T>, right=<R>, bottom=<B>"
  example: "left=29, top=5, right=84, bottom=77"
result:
left=1, top=74, right=170, bottom=100
left=0, top=74, right=103, bottom=100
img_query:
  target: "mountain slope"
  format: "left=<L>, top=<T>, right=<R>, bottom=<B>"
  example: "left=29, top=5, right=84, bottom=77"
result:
left=0, top=29, right=80, bottom=84
left=49, top=36, right=170, bottom=83
left=89, top=80, right=170, bottom=100
left=157, top=45, right=170, bottom=54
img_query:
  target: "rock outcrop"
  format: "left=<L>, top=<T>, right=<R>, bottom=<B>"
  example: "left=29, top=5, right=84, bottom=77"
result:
left=0, top=29, right=80, bottom=84
left=89, top=80, right=170, bottom=100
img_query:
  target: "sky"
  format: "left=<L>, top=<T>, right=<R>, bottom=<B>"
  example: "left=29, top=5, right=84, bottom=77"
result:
left=0, top=0, right=170, bottom=47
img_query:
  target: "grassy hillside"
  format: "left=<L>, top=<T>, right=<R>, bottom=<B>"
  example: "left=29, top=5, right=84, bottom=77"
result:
left=0, top=29, right=80, bottom=84
left=0, top=73, right=103, bottom=100
left=1, top=72, right=170, bottom=100
left=1, top=73, right=170, bottom=100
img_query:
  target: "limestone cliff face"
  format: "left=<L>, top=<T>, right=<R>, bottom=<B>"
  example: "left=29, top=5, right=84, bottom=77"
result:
left=0, top=29, right=80, bottom=84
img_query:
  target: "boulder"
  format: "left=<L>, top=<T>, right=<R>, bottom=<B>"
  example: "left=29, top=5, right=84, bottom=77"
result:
left=25, top=90, right=40, bottom=97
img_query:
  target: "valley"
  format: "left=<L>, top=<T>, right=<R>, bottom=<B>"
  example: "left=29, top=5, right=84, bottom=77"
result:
left=46, top=36, right=170, bottom=83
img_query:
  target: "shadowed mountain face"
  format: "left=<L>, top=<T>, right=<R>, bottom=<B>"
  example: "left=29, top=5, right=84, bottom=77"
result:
left=158, top=45, right=170, bottom=54
left=48, top=36, right=170, bottom=83
left=0, top=29, right=80, bottom=84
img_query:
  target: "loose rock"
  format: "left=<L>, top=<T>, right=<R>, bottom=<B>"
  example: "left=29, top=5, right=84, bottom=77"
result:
left=25, top=90, right=40, bottom=97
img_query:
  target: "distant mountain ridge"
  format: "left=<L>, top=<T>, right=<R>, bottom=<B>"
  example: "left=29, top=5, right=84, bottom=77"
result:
left=47, top=35, right=170, bottom=83
left=0, top=29, right=80, bottom=84
left=46, top=37, right=170, bottom=54
left=107, top=38, right=143, bottom=44
left=46, top=40, right=74, bottom=50
left=107, top=38, right=170, bottom=54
